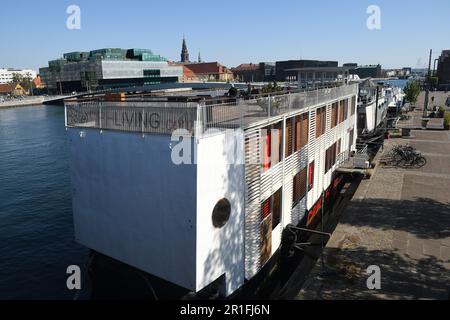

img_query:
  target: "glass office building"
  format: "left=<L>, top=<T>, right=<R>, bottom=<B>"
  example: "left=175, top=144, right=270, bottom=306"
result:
left=40, top=48, right=183, bottom=93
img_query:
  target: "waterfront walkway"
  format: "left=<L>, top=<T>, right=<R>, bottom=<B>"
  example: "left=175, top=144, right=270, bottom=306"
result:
left=297, top=110, right=450, bottom=300
left=0, top=97, right=44, bottom=108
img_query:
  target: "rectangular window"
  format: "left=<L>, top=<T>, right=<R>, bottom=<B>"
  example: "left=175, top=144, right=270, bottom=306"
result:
left=262, top=128, right=271, bottom=172
left=285, top=118, right=293, bottom=158
left=301, top=113, right=309, bottom=149
left=325, top=142, right=338, bottom=173
left=262, top=198, right=271, bottom=220
left=339, top=100, right=345, bottom=123
left=315, top=108, right=322, bottom=139
left=308, top=161, right=315, bottom=191
left=271, top=122, right=282, bottom=166
left=261, top=188, right=282, bottom=231
left=295, top=113, right=309, bottom=151
left=295, top=115, right=301, bottom=151
left=293, top=168, right=307, bottom=207
left=322, top=107, right=326, bottom=135
left=143, top=69, right=161, bottom=77
left=260, top=216, right=272, bottom=265
left=349, top=128, right=355, bottom=151
left=344, top=99, right=349, bottom=121
left=315, top=107, right=326, bottom=138
left=331, top=102, right=338, bottom=128
left=272, top=189, right=282, bottom=230
left=351, top=96, right=356, bottom=116
left=262, top=122, right=283, bottom=172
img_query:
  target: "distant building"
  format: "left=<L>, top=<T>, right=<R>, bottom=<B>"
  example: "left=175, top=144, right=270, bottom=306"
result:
left=349, top=65, right=382, bottom=79
left=290, top=66, right=352, bottom=89
left=231, top=63, right=260, bottom=82
left=33, top=75, right=43, bottom=89
left=383, top=68, right=411, bottom=78
left=437, top=50, right=450, bottom=87
left=183, top=62, right=233, bottom=82
left=0, top=68, right=37, bottom=84
left=385, top=70, right=397, bottom=78
left=181, top=65, right=199, bottom=82
left=343, top=63, right=358, bottom=69
left=261, top=62, right=276, bottom=82
left=39, top=48, right=183, bottom=94
left=402, top=67, right=412, bottom=76
left=231, top=62, right=275, bottom=83
left=275, top=60, right=338, bottom=82
left=0, top=83, right=27, bottom=96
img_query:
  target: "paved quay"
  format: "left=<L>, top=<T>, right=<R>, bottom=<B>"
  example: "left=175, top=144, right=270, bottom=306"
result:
left=0, top=97, right=44, bottom=108
left=297, top=109, right=450, bottom=300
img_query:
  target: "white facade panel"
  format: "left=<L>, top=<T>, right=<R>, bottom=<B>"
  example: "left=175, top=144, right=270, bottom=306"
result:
left=196, top=130, right=246, bottom=296
left=67, top=128, right=197, bottom=290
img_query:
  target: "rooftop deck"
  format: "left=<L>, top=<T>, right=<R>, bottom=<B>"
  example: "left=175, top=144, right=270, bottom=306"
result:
left=65, top=84, right=358, bottom=136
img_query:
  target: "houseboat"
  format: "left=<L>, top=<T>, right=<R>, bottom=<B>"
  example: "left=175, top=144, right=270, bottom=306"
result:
left=357, top=79, right=387, bottom=135
left=65, top=71, right=358, bottom=297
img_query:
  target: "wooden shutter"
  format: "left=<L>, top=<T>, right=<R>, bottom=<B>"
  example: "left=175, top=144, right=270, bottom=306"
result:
left=299, top=168, right=307, bottom=199
left=331, top=103, right=337, bottom=128
left=260, top=217, right=272, bottom=265
left=321, top=107, right=326, bottom=135
left=272, top=189, right=282, bottom=229
left=295, top=116, right=301, bottom=152
left=285, top=118, right=293, bottom=158
left=301, top=113, right=309, bottom=148
left=315, top=108, right=322, bottom=139
left=308, top=161, right=315, bottom=190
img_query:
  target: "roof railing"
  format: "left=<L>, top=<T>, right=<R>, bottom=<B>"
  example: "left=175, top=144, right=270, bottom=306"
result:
left=65, top=83, right=358, bottom=136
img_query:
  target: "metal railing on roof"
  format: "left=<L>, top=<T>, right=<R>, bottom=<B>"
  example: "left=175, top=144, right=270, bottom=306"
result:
left=65, top=83, right=358, bottom=136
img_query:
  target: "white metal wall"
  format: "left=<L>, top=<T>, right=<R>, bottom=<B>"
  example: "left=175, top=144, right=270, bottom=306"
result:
left=67, top=128, right=198, bottom=290
left=195, top=130, right=246, bottom=296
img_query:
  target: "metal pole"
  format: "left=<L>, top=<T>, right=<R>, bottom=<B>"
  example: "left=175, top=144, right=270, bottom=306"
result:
left=433, top=58, right=439, bottom=77
left=424, top=49, right=433, bottom=118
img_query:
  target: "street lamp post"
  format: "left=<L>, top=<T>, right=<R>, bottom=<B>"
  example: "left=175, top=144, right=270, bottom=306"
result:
left=423, top=49, right=433, bottom=119
left=433, top=58, right=439, bottom=77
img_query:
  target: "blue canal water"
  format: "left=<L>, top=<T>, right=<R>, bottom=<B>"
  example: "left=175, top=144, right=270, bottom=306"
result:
left=0, top=105, right=89, bottom=299
left=382, top=79, right=409, bottom=89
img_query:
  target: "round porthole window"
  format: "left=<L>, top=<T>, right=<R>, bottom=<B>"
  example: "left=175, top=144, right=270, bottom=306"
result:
left=212, top=199, right=231, bottom=228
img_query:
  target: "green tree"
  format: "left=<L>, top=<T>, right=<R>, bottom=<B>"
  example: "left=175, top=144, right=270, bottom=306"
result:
left=427, top=76, right=439, bottom=88
left=404, top=81, right=421, bottom=105
left=261, top=81, right=282, bottom=94
left=10, top=73, right=34, bottom=94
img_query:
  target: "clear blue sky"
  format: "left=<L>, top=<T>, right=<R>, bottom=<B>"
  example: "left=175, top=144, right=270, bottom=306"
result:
left=0, top=0, right=448, bottom=71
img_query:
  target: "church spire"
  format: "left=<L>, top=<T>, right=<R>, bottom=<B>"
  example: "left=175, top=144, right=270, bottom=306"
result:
left=198, top=51, right=202, bottom=63
left=181, top=36, right=190, bottom=63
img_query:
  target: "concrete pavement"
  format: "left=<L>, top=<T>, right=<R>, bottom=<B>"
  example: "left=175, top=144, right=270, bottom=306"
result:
left=297, top=110, right=450, bottom=300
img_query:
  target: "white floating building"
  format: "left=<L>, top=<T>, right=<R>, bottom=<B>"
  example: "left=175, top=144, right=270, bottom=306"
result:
left=65, top=70, right=358, bottom=297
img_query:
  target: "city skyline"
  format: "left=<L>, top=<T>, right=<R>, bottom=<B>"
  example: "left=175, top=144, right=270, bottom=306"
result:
left=0, top=0, right=449, bottom=71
